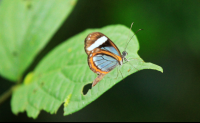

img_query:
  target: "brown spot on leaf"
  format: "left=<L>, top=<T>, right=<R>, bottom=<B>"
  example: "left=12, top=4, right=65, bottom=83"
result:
left=33, top=88, right=38, bottom=94
left=12, top=51, right=17, bottom=56
left=27, top=4, right=32, bottom=9
left=40, top=82, right=44, bottom=86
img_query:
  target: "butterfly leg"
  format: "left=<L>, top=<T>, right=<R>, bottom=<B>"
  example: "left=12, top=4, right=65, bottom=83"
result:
left=124, top=57, right=144, bottom=72
left=115, top=67, right=120, bottom=79
left=128, top=61, right=139, bottom=71
left=117, top=65, right=125, bottom=82
left=119, top=68, right=124, bottom=80
left=126, top=57, right=144, bottom=62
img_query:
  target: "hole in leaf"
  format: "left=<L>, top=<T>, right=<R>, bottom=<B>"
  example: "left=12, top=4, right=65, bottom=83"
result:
left=82, top=83, right=92, bottom=95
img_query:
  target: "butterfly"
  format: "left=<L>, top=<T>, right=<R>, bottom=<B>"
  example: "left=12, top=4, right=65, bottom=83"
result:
left=84, top=24, right=142, bottom=87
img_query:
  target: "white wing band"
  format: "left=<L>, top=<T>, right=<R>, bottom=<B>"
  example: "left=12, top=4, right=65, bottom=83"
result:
left=87, top=36, right=107, bottom=51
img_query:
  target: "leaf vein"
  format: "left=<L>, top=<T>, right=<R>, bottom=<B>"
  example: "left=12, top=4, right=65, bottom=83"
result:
left=36, top=81, right=62, bottom=102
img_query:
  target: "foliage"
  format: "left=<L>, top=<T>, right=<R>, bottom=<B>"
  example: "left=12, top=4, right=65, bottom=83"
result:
left=0, top=0, right=163, bottom=119
left=0, top=0, right=76, bottom=81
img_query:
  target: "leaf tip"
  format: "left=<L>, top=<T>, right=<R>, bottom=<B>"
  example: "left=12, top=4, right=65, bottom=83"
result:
left=157, top=66, right=163, bottom=73
left=143, top=62, right=163, bottom=73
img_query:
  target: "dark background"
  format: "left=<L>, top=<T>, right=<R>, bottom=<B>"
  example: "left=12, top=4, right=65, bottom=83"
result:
left=1, top=0, right=200, bottom=122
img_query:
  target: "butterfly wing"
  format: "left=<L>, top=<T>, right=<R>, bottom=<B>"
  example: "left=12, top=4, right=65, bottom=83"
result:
left=89, top=52, right=119, bottom=87
left=91, top=54, right=119, bottom=74
left=84, top=32, right=122, bottom=58
left=84, top=32, right=123, bottom=74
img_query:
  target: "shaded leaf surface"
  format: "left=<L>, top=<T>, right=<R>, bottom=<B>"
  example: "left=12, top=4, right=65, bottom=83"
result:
left=0, top=0, right=77, bottom=81
left=11, top=25, right=163, bottom=118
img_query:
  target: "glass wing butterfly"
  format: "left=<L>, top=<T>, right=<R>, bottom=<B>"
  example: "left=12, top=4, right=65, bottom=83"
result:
left=84, top=32, right=129, bottom=87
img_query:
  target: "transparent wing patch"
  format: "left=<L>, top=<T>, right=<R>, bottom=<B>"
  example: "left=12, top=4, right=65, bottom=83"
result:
left=101, top=46, right=120, bottom=57
left=93, top=54, right=119, bottom=72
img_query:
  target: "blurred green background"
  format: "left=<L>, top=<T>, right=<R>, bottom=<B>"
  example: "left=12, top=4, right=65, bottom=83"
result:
left=0, top=0, right=200, bottom=121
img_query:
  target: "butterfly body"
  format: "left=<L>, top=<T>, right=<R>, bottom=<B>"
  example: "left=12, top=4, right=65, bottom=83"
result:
left=84, top=32, right=128, bottom=87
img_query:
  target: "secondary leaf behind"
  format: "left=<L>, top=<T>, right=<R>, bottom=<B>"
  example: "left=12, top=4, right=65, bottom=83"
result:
left=0, top=0, right=77, bottom=81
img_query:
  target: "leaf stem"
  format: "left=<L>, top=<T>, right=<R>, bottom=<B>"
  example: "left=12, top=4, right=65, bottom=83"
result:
left=0, top=86, right=14, bottom=105
left=0, top=78, right=22, bottom=106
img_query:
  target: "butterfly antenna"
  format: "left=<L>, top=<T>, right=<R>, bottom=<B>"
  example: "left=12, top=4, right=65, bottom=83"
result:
left=127, top=22, right=134, bottom=42
left=124, top=28, right=144, bottom=51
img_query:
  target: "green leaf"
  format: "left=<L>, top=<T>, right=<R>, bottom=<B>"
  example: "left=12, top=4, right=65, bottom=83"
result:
left=0, top=0, right=77, bottom=81
left=11, top=25, right=163, bottom=118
